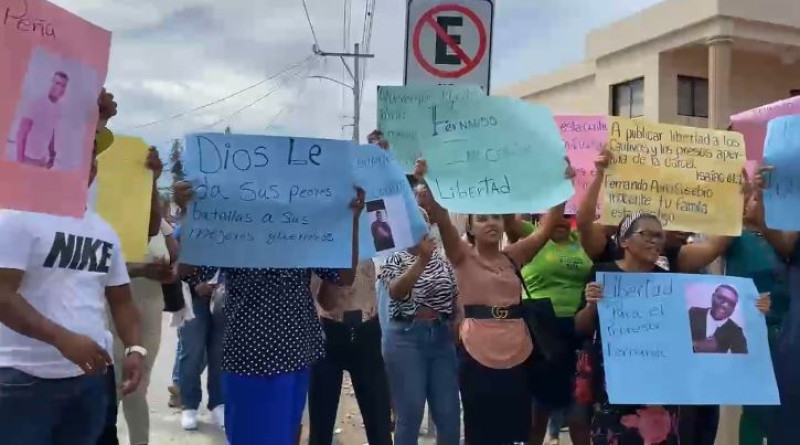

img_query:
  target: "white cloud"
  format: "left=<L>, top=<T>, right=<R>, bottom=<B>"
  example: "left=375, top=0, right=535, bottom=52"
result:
left=50, top=0, right=663, bottom=147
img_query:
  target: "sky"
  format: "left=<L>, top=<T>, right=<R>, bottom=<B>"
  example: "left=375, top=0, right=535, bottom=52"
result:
left=51, top=0, right=664, bottom=151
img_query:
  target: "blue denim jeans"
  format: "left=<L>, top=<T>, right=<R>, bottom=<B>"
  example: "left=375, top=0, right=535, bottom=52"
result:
left=0, top=367, right=107, bottom=445
left=172, top=332, right=181, bottom=385
left=178, top=295, right=224, bottom=410
left=382, top=319, right=460, bottom=445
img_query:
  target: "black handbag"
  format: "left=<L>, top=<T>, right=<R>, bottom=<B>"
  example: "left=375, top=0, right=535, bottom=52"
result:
left=162, top=279, right=185, bottom=313
left=504, top=254, right=571, bottom=364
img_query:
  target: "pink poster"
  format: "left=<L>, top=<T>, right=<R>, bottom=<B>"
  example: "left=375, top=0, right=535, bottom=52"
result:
left=0, top=0, right=111, bottom=216
left=730, top=96, right=800, bottom=161
left=555, top=116, right=608, bottom=214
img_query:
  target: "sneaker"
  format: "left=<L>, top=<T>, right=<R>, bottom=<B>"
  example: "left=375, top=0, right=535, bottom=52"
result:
left=211, top=405, right=225, bottom=429
left=168, top=385, right=181, bottom=408
left=181, top=409, right=199, bottom=430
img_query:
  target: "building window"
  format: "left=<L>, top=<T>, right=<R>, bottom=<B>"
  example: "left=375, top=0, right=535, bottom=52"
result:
left=678, top=76, right=708, bottom=118
left=611, top=78, right=644, bottom=117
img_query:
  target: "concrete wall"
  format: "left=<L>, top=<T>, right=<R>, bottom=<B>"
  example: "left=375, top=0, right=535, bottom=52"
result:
left=519, top=75, right=601, bottom=114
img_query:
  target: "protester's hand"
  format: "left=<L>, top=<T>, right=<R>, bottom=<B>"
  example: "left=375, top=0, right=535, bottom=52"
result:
left=594, top=149, right=611, bottom=173
left=141, top=258, right=175, bottom=283
left=146, top=147, right=163, bottom=180
left=350, top=186, right=365, bottom=218
left=54, top=332, right=111, bottom=375
left=173, top=181, right=194, bottom=210
left=413, top=158, right=428, bottom=179
left=120, top=351, right=144, bottom=396
left=377, top=140, right=389, bottom=150
left=417, top=237, right=436, bottom=263
left=195, top=282, right=218, bottom=299
left=98, top=88, right=117, bottom=128
left=416, top=179, right=447, bottom=223
left=756, top=292, right=771, bottom=315
left=754, top=166, right=773, bottom=191
left=585, top=282, right=603, bottom=305
left=565, top=157, right=576, bottom=180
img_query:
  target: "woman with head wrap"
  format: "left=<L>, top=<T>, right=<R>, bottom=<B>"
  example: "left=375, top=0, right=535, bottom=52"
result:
left=575, top=151, right=731, bottom=272
left=574, top=212, right=770, bottom=445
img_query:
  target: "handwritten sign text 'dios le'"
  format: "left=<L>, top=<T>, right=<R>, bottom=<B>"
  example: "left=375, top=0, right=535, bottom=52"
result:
left=179, top=134, right=356, bottom=268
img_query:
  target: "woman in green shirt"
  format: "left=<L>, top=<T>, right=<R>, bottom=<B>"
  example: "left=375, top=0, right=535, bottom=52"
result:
left=505, top=213, right=593, bottom=445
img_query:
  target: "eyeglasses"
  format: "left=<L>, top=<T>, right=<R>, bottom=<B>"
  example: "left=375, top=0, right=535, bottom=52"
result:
left=632, top=230, right=665, bottom=243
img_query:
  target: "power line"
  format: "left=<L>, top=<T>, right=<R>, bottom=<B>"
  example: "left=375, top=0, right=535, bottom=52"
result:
left=301, top=0, right=320, bottom=46
left=359, top=0, right=376, bottom=103
left=128, top=55, right=314, bottom=130
left=203, top=59, right=315, bottom=130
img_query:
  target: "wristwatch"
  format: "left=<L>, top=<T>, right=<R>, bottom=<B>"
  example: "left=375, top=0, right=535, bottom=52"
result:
left=125, top=345, right=148, bottom=358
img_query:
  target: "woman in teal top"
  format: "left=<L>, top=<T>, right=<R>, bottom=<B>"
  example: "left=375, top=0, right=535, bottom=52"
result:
left=505, top=214, right=593, bottom=445
left=723, top=194, right=790, bottom=445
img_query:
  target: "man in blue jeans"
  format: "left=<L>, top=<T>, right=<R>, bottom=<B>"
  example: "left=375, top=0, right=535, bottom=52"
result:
left=0, top=90, right=144, bottom=445
left=178, top=268, right=225, bottom=430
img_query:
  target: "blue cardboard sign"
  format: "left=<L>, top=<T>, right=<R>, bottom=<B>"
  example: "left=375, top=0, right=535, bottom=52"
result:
left=354, top=145, right=427, bottom=259
left=179, top=133, right=356, bottom=268
left=763, top=115, right=800, bottom=230
left=596, top=272, right=779, bottom=405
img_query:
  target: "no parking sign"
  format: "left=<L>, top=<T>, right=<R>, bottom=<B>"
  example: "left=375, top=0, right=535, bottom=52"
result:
left=404, top=0, right=494, bottom=93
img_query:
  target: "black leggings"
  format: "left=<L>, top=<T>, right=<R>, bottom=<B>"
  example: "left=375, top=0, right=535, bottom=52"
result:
left=459, top=348, right=533, bottom=445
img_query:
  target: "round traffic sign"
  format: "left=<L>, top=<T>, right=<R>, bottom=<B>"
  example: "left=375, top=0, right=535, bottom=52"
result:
left=412, top=3, right=487, bottom=79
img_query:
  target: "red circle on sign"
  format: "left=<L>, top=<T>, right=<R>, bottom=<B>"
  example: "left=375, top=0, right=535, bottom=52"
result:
left=412, top=3, right=487, bottom=79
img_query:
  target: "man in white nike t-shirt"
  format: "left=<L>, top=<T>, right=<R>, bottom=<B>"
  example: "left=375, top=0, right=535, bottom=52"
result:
left=15, top=71, right=68, bottom=169
left=0, top=89, right=145, bottom=445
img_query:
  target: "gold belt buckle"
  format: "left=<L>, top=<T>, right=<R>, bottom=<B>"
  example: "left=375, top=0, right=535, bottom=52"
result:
left=490, top=305, right=509, bottom=319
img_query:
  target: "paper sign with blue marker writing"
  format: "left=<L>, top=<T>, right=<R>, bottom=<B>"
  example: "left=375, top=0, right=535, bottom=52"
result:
left=377, top=85, right=483, bottom=171
left=419, top=96, right=574, bottom=214
left=763, top=115, right=800, bottom=230
left=354, top=144, right=427, bottom=259
left=179, top=133, right=356, bottom=268
left=596, top=272, right=779, bottom=405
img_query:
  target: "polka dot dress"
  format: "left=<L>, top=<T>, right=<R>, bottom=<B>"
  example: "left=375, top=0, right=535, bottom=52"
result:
left=219, top=267, right=340, bottom=376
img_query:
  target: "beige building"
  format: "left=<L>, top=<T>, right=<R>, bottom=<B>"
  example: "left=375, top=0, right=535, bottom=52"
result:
left=499, top=0, right=800, bottom=130
left=501, top=1, right=800, bottom=443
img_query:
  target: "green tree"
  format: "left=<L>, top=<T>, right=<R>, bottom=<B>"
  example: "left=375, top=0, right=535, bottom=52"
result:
left=169, top=139, right=184, bottom=183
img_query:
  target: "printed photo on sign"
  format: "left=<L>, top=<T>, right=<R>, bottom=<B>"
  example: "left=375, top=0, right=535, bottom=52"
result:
left=367, top=199, right=395, bottom=252
left=5, top=47, right=99, bottom=172
left=366, top=195, right=414, bottom=256
left=686, top=283, right=748, bottom=355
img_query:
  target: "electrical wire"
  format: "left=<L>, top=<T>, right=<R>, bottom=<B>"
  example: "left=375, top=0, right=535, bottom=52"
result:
left=128, top=55, right=314, bottom=130
left=301, top=0, right=320, bottom=46
left=358, top=0, right=376, bottom=114
left=202, top=59, right=315, bottom=130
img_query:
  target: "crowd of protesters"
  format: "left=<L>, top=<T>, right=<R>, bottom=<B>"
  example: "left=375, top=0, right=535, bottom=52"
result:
left=0, top=88, right=798, bottom=445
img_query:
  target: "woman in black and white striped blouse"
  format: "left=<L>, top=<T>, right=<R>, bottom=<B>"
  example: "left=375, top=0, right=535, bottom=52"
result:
left=379, top=207, right=461, bottom=445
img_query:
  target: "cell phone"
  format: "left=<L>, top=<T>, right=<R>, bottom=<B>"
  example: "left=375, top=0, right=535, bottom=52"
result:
left=343, top=310, right=363, bottom=327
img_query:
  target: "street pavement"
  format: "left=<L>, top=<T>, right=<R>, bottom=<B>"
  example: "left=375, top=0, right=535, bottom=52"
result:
left=119, top=315, right=570, bottom=445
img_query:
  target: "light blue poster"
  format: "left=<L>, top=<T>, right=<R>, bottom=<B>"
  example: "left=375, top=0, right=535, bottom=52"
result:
left=418, top=96, right=574, bottom=214
left=180, top=133, right=356, bottom=268
left=763, top=115, right=800, bottom=230
left=377, top=85, right=483, bottom=170
left=354, top=144, right=427, bottom=259
left=596, top=272, right=779, bottom=405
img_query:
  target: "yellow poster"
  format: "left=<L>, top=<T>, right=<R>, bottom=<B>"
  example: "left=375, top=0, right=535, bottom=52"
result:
left=96, top=136, right=152, bottom=262
left=598, top=118, right=746, bottom=236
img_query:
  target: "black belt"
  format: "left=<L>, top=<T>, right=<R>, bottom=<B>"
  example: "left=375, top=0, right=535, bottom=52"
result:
left=463, top=304, right=523, bottom=320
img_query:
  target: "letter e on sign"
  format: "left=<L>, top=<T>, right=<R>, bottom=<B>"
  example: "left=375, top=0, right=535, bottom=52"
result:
left=405, top=0, right=494, bottom=92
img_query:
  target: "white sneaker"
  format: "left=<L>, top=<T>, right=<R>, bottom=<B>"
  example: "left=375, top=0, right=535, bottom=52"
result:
left=181, top=409, right=199, bottom=430
left=211, top=405, right=225, bottom=429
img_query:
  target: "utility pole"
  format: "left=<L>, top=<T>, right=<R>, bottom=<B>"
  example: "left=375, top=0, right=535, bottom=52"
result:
left=312, top=43, right=374, bottom=143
